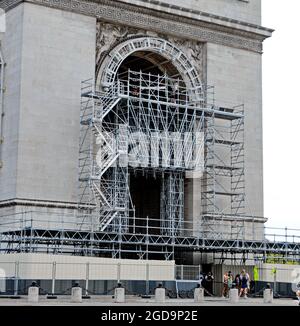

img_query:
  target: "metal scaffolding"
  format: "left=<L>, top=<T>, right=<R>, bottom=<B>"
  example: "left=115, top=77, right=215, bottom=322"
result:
left=78, top=69, right=247, bottom=239
left=0, top=211, right=300, bottom=262
left=201, top=100, right=246, bottom=239
left=76, top=68, right=256, bottom=259
left=0, top=68, right=299, bottom=262
left=202, top=104, right=245, bottom=216
left=78, top=70, right=207, bottom=237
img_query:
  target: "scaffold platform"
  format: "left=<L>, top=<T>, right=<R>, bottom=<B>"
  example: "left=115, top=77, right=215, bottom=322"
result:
left=0, top=213, right=299, bottom=261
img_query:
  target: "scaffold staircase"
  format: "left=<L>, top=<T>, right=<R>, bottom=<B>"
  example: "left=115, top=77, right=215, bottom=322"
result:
left=96, top=86, right=122, bottom=121
left=79, top=79, right=126, bottom=231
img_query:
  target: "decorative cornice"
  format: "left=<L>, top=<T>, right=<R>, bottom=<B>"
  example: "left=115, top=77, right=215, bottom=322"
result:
left=0, top=0, right=273, bottom=53
left=115, top=0, right=273, bottom=36
left=0, top=198, right=78, bottom=209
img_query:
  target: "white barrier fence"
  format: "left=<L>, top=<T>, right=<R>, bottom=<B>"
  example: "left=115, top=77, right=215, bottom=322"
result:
left=0, top=253, right=175, bottom=295
left=0, top=254, right=299, bottom=297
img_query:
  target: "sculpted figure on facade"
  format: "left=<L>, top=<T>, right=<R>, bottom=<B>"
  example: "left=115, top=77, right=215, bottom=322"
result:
left=96, top=22, right=205, bottom=82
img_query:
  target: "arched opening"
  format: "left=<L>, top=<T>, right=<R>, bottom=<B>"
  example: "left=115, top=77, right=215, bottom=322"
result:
left=93, top=37, right=204, bottom=259
left=97, top=37, right=203, bottom=102
left=115, top=50, right=188, bottom=240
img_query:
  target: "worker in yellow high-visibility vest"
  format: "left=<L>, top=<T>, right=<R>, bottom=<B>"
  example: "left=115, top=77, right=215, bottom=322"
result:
left=253, top=266, right=259, bottom=282
left=253, top=266, right=259, bottom=294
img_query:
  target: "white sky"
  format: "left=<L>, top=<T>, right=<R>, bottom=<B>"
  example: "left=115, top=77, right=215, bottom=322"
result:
left=262, top=0, right=300, bottom=229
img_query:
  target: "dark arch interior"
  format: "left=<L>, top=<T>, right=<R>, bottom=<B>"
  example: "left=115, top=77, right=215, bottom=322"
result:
left=117, top=51, right=184, bottom=85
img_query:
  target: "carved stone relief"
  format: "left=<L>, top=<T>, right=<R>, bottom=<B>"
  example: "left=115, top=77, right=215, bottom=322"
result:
left=96, top=22, right=206, bottom=84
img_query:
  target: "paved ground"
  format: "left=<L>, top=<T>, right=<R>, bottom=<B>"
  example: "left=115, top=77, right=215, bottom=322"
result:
left=0, top=296, right=299, bottom=306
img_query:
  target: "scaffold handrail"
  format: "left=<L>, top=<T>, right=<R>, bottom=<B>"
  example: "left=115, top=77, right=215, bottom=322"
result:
left=0, top=211, right=299, bottom=241
left=1, top=213, right=300, bottom=258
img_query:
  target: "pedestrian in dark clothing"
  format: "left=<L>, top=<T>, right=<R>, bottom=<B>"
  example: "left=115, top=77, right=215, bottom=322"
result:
left=234, top=274, right=241, bottom=294
left=204, top=272, right=214, bottom=296
left=239, top=269, right=250, bottom=298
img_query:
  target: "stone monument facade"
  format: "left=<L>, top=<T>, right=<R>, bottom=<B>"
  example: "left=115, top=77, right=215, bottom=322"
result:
left=0, top=0, right=272, bottom=253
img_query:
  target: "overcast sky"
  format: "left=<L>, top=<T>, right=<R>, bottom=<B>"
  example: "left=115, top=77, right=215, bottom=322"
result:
left=262, top=0, right=300, bottom=230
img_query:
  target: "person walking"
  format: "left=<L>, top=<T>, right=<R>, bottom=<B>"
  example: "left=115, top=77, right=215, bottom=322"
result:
left=239, top=269, right=250, bottom=298
left=222, top=272, right=229, bottom=298
left=222, top=271, right=233, bottom=298
left=228, top=271, right=233, bottom=291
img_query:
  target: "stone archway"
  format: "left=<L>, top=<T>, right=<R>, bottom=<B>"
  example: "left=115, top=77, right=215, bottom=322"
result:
left=97, top=37, right=204, bottom=102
